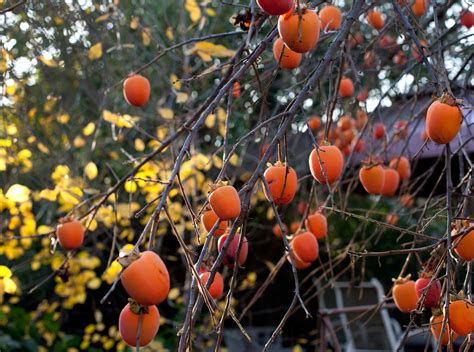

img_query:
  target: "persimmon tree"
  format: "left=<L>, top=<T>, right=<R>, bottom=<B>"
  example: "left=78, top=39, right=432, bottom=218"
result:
left=0, top=0, right=473, bottom=351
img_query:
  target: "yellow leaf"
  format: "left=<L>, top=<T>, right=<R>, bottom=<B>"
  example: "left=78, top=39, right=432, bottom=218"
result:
left=158, top=108, right=174, bottom=120
left=87, top=277, right=101, bottom=289
left=39, top=189, right=58, bottom=201
left=176, top=92, right=188, bottom=103
left=170, top=74, right=181, bottom=90
left=84, top=162, right=98, bottom=180
left=156, top=126, right=169, bottom=140
left=102, top=110, right=137, bottom=128
left=83, top=122, right=96, bottom=136
left=54, top=16, right=64, bottom=25
left=185, top=0, right=201, bottom=23
left=57, top=113, right=70, bottom=124
left=134, top=138, right=145, bottom=151
left=205, top=113, right=216, bottom=128
left=88, top=43, right=103, bottom=61
left=124, top=180, right=137, bottom=193
left=37, top=143, right=50, bottom=154
left=17, top=149, right=31, bottom=161
left=6, top=124, right=17, bottom=135
left=95, top=13, right=110, bottom=23
left=5, top=184, right=30, bottom=203
left=0, top=266, right=12, bottom=278
left=38, top=56, right=58, bottom=67
left=73, top=136, right=86, bottom=148
left=58, top=190, right=81, bottom=205
left=229, top=154, right=239, bottom=166
left=142, top=28, right=151, bottom=46
left=130, top=17, right=139, bottom=30
left=3, top=277, right=17, bottom=294
left=190, top=42, right=236, bottom=62
left=168, top=287, right=180, bottom=300
left=166, top=26, right=174, bottom=41
left=206, top=8, right=216, bottom=16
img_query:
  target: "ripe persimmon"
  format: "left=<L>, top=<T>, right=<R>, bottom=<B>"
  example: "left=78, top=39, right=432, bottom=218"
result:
left=287, top=251, right=311, bottom=269
left=393, top=51, right=407, bottom=66
left=297, top=201, right=308, bottom=215
left=373, top=123, right=385, bottom=139
left=338, top=77, right=354, bottom=98
left=359, top=164, right=385, bottom=195
left=273, top=223, right=288, bottom=238
left=386, top=213, right=398, bottom=225
left=119, top=302, right=160, bottom=347
left=412, top=39, right=428, bottom=62
left=290, top=221, right=299, bottom=233
left=309, top=144, right=344, bottom=184
left=356, top=110, right=368, bottom=128
left=123, top=74, right=151, bottom=107
left=378, top=35, right=398, bottom=52
left=337, top=115, right=354, bottom=131
left=199, top=271, right=224, bottom=299
left=350, top=32, right=364, bottom=47
left=307, top=115, right=321, bottom=130
left=232, top=81, right=241, bottom=98
left=120, top=251, right=170, bottom=305
left=449, top=299, right=474, bottom=336
left=291, top=231, right=319, bottom=262
left=363, top=51, right=377, bottom=68
left=400, top=194, right=414, bottom=207
left=263, top=162, right=298, bottom=205
left=461, top=11, right=474, bottom=28
left=56, top=219, right=84, bottom=251
left=394, top=120, right=409, bottom=140
left=415, top=276, right=441, bottom=308
left=392, top=276, right=418, bottom=313
left=389, top=156, right=411, bottom=180
left=201, top=208, right=228, bottom=236
left=273, top=37, right=302, bottom=69
left=381, top=168, right=400, bottom=197
left=209, top=185, right=241, bottom=220
left=357, top=88, right=368, bottom=102
left=367, top=10, right=384, bottom=29
left=453, top=225, right=474, bottom=261
left=430, top=313, right=457, bottom=345
left=412, top=0, right=427, bottom=16
left=257, top=0, right=294, bottom=16
left=305, top=211, right=328, bottom=240
left=319, top=5, right=342, bottom=30
left=426, top=94, right=462, bottom=144
left=218, top=232, right=248, bottom=268
left=353, top=138, right=365, bottom=153
left=278, top=8, right=321, bottom=53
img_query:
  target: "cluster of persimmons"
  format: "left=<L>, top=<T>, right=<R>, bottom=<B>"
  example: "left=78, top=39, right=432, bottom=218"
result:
left=49, top=0, right=474, bottom=348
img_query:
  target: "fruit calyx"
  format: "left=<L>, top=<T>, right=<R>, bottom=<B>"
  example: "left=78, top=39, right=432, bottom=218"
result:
left=361, top=160, right=382, bottom=170
left=418, top=270, right=435, bottom=279
left=117, top=247, right=140, bottom=268
left=128, top=298, right=149, bottom=315
left=436, top=92, right=460, bottom=107
left=208, top=180, right=228, bottom=193
left=392, top=274, right=412, bottom=284
left=58, top=216, right=76, bottom=224
left=270, top=160, right=288, bottom=168
left=449, top=290, right=469, bottom=302
left=431, top=307, right=443, bottom=317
